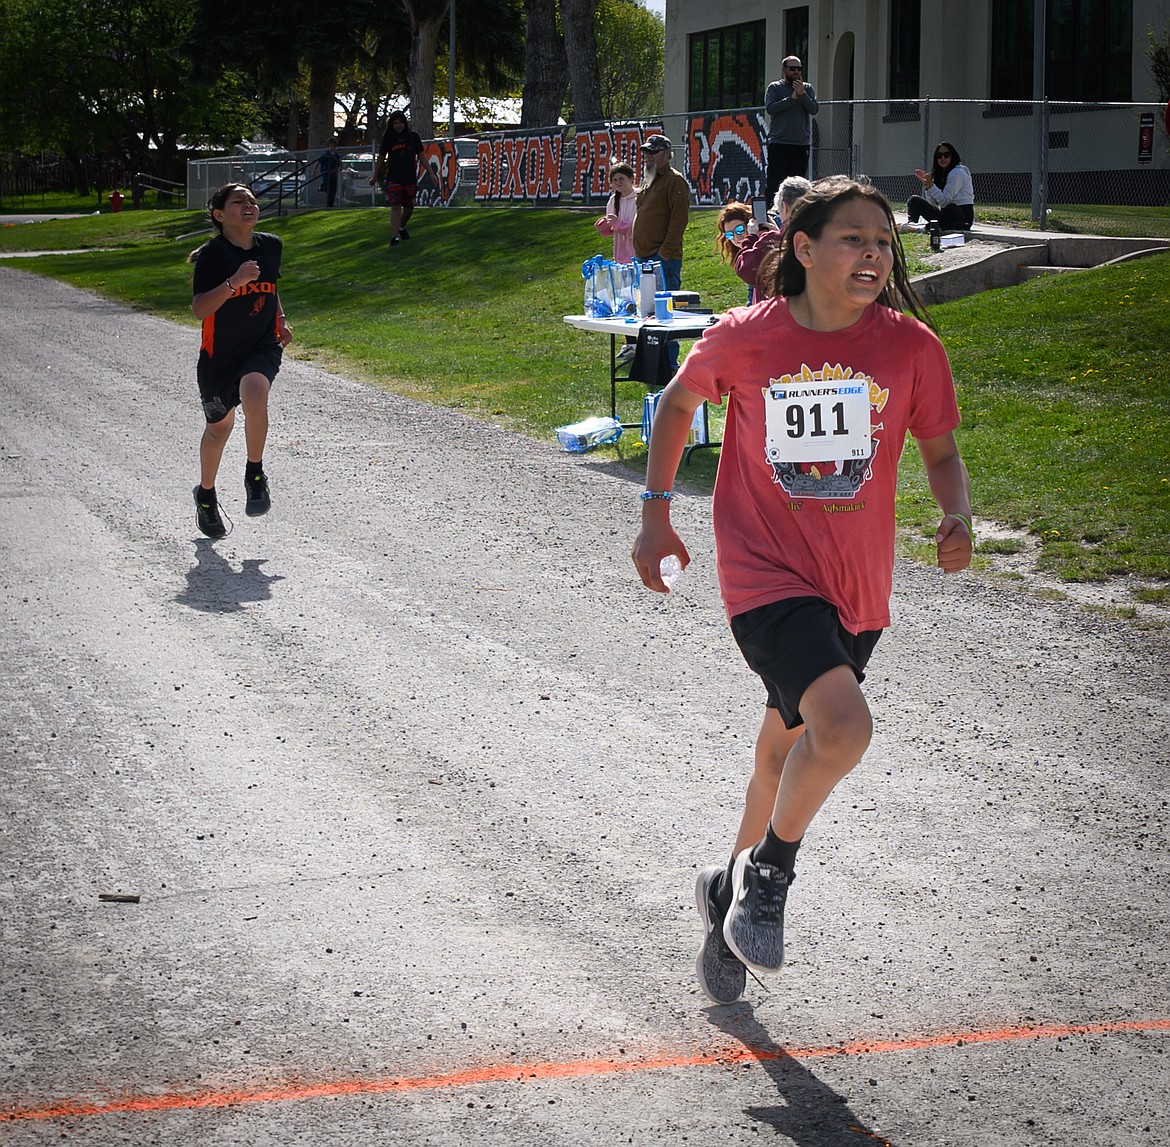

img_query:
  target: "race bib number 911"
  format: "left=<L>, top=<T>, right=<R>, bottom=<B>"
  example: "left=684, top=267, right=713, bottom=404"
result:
left=764, top=381, right=871, bottom=464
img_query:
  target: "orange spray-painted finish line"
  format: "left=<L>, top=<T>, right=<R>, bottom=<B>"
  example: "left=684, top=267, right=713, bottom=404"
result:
left=4, top=1017, right=1168, bottom=1123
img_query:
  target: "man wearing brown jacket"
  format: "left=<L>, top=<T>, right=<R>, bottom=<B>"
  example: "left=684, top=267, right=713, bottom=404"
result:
left=632, top=134, right=690, bottom=292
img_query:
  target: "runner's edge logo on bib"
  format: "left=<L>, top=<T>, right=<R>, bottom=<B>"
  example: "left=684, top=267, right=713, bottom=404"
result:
left=763, top=363, right=887, bottom=501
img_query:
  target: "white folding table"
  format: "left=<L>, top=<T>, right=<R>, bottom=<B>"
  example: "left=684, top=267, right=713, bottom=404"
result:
left=562, top=313, right=722, bottom=459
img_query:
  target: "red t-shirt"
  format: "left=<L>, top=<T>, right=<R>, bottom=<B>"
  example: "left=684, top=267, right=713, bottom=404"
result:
left=677, top=297, right=961, bottom=633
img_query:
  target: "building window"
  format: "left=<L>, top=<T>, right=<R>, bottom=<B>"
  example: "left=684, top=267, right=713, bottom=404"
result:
left=688, top=21, right=767, bottom=111
left=991, top=0, right=1033, bottom=98
left=889, top=0, right=921, bottom=100
left=991, top=0, right=1132, bottom=101
left=785, top=7, right=809, bottom=66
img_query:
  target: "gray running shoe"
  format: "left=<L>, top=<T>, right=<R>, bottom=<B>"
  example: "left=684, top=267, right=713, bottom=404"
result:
left=194, top=486, right=227, bottom=539
left=695, top=866, right=746, bottom=1004
left=244, top=470, right=270, bottom=516
left=722, top=848, right=790, bottom=975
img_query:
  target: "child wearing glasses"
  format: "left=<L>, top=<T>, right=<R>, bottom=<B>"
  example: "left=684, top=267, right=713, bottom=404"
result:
left=735, top=176, right=814, bottom=304
left=902, top=141, right=974, bottom=233
left=715, top=201, right=776, bottom=304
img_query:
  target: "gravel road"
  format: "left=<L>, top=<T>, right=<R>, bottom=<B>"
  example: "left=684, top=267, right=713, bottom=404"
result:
left=1, top=267, right=1168, bottom=1145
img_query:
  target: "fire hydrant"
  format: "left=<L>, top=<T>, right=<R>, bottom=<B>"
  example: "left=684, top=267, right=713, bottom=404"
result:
left=109, top=190, right=124, bottom=213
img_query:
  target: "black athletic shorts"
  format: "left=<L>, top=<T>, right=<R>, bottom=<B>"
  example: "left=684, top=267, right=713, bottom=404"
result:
left=729, top=596, right=882, bottom=730
left=197, top=346, right=282, bottom=424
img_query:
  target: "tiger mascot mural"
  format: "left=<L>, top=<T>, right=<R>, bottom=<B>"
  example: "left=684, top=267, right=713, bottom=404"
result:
left=687, top=112, right=767, bottom=206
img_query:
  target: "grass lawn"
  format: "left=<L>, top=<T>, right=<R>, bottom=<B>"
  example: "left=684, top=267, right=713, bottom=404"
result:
left=0, top=207, right=203, bottom=250
left=2, top=204, right=1167, bottom=590
left=975, top=202, right=1170, bottom=239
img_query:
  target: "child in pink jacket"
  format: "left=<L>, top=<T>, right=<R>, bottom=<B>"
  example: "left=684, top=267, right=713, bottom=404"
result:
left=594, top=163, right=638, bottom=264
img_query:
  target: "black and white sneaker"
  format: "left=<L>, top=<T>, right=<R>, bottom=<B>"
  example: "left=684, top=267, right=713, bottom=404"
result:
left=244, top=470, right=270, bottom=516
left=722, top=849, right=791, bottom=975
left=194, top=486, right=227, bottom=539
left=695, top=866, right=746, bottom=1004
left=399, top=227, right=410, bottom=240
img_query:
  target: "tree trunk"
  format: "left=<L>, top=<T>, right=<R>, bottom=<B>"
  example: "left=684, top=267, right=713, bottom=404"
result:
left=521, top=0, right=567, bottom=128
left=64, top=149, right=91, bottom=198
left=560, top=0, right=602, bottom=124
left=308, top=56, right=340, bottom=148
left=404, top=0, right=449, bottom=139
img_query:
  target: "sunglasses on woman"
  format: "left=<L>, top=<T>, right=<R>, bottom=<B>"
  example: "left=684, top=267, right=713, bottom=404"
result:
left=935, top=150, right=952, bottom=159
left=723, top=223, right=746, bottom=239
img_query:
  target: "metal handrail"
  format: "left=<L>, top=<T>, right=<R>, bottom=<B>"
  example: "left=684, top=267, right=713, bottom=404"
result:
left=133, top=172, right=186, bottom=206
left=251, top=157, right=310, bottom=216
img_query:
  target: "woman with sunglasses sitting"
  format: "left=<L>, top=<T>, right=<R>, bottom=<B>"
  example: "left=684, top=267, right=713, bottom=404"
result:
left=902, top=141, right=974, bottom=233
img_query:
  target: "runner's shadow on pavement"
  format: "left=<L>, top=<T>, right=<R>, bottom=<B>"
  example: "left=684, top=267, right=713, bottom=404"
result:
left=174, top=540, right=285, bottom=614
left=704, top=1003, right=891, bottom=1146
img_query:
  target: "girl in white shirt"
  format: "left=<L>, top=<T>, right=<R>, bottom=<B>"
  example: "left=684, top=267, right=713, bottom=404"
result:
left=905, top=141, right=975, bottom=232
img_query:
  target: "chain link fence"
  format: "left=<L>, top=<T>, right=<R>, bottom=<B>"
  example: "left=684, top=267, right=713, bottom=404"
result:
left=182, top=98, right=1170, bottom=237
left=0, top=154, right=136, bottom=206
left=810, top=98, right=1170, bottom=236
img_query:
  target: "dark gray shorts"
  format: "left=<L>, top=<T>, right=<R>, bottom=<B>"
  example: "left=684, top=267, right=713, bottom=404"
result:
left=730, top=596, right=882, bottom=730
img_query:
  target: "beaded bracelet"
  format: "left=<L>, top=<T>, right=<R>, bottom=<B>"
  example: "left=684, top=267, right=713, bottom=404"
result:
left=640, top=490, right=673, bottom=501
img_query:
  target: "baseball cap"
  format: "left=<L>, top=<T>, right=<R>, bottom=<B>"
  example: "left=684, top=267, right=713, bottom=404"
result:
left=640, top=134, right=673, bottom=153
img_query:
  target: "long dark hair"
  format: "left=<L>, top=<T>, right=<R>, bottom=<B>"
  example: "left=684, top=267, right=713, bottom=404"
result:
left=770, top=177, right=935, bottom=330
left=931, top=141, right=963, bottom=190
left=187, top=183, right=252, bottom=263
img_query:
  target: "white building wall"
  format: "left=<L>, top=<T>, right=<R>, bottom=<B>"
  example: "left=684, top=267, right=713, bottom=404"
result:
left=664, top=0, right=1169, bottom=112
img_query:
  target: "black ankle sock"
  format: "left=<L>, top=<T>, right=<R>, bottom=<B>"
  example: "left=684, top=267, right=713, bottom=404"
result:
left=752, top=824, right=802, bottom=879
left=197, top=485, right=216, bottom=502
left=245, top=460, right=264, bottom=479
left=713, top=853, right=737, bottom=913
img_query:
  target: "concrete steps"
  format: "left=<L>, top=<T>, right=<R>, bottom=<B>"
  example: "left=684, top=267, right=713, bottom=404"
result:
left=911, top=231, right=1170, bottom=304
left=1019, top=264, right=1085, bottom=280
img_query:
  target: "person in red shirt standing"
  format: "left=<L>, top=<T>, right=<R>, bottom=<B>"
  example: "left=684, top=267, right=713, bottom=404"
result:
left=632, top=178, right=973, bottom=1004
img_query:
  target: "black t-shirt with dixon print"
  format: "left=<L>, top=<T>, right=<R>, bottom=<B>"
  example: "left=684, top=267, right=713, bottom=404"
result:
left=192, top=232, right=283, bottom=372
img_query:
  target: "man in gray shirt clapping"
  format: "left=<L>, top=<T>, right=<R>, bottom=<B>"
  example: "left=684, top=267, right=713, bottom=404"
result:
left=764, top=56, right=818, bottom=203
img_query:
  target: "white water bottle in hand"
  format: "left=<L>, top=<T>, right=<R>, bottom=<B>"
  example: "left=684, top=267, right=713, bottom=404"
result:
left=659, top=554, right=682, bottom=591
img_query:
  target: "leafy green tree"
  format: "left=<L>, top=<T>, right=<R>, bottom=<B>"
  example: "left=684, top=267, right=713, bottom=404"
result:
left=191, top=0, right=390, bottom=149
left=1146, top=27, right=1170, bottom=148
left=0, top=0, right=257, bottom=190
left=450, top=0, right=525, bottom=99
left=430, top=0, right=525, bottom=135
left=192, top=0, right=521, bottom=148
left=1147, top=29, right=1170, bottom=101
left=595, top=0, right=663, bottom=120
